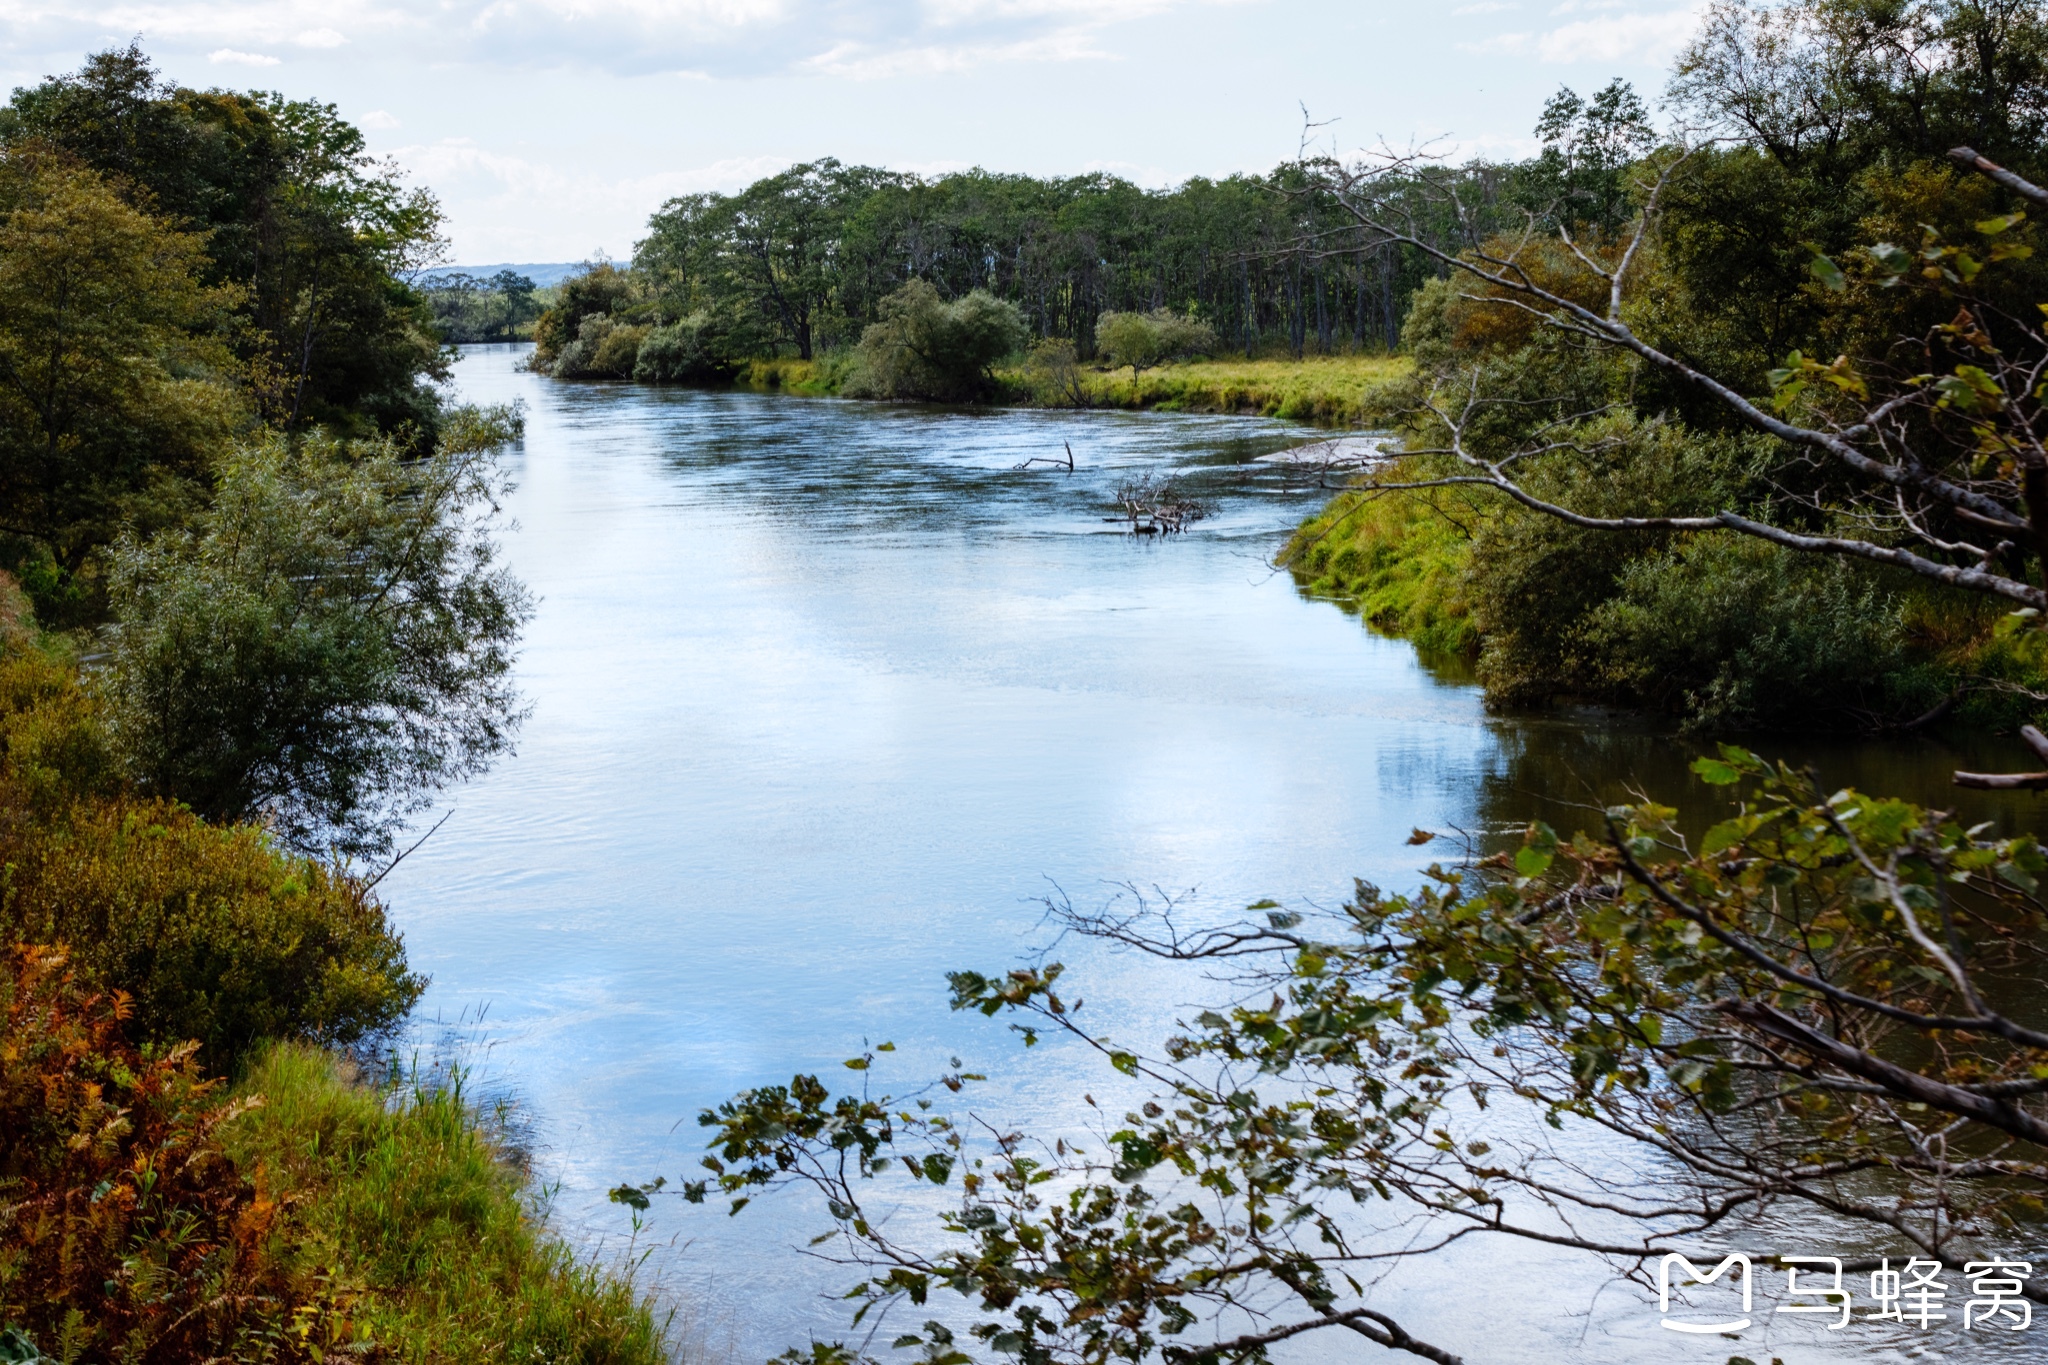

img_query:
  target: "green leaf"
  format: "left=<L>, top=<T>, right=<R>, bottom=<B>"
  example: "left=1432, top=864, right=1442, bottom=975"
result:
left=1808, top=252, right=1846, bottom=291
left=1700, top=818, right=1747, bottom=857
left=1692, top=758, right=1741, bottom=785
left=1109, top=1050, right=1139, bottom=1076
left=1870, top=241, right=1912, bottom=275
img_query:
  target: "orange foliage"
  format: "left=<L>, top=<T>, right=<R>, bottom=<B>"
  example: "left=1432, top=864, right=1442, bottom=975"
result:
left=0, top=944, right=345, bottom=1362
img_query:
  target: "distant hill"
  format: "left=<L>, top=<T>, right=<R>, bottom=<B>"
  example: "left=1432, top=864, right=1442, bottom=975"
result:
left=418, top=263, right=591, bottom=288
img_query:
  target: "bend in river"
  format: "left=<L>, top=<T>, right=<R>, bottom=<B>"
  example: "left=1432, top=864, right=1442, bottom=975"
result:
left=384, top=344, right=2037, bottom=1364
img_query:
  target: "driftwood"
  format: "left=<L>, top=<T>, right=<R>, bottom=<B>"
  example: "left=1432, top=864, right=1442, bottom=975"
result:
left=1954, top=724, right=2048, bottom=790
left=1013, top=441, right=1076, bottom=472
left=1107, top=473, right=1207, bottom=535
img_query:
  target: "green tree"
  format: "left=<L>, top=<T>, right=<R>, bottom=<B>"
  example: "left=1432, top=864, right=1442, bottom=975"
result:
left=1, top=46, right=450, bottom=439
left=0, top=149, right=242, bottom=608
left=1093, top=308, right=1219, bottom=374
left=1512, top=79, right=1658, bottom=234
left=847, top=280, right=1028, bottom=402
left=531, top=262, right=639, bottom=372
left=98, top=408, right=532, bottom=859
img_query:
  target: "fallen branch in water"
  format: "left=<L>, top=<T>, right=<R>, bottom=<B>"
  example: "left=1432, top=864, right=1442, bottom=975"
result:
left=1110, top=473, right=1208, bottom=534
left=1014, top=441, right=1076, bottom=472
left=1954, top=724, right=2048, bottom=790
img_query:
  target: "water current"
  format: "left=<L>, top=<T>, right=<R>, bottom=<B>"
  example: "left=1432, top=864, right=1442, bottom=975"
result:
left=385, top=343, right=2044, bottom=1364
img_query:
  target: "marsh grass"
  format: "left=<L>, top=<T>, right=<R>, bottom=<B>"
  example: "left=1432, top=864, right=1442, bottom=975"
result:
left=1056, top=354, right=1411, bottom=426
left=1281, top=472, right=1480, bottom=656
left=226, top=1044, right=673, bottom=1365
left=726, top=351, right=1410, bottom=428
left=735, top=354, right=857, bottom=395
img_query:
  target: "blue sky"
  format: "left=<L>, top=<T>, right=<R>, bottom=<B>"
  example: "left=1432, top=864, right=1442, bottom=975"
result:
left=2, top=0, right=1705, bottom=262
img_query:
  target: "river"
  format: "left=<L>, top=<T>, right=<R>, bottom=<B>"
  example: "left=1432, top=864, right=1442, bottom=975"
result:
left=384, top=343, right=2040, bottom=1364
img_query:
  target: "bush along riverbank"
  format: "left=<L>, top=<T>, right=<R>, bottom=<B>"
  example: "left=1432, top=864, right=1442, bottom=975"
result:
left=0, top=47, right=664, bottom=1360
left=0, top=608, right=669, bottom=1364
left=723, top=350, right=1409, bottom=426
left=1283, top=452, right=2048, bottom=734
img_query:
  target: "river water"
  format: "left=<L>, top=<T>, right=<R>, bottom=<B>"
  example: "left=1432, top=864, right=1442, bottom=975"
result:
left=386, top=343, right=2041, bottom=1364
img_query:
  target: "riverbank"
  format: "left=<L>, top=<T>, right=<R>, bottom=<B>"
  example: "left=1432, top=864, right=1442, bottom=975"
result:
left=730, top=352, right=1408, bottom=428
left=1283, top=459, right=2048, bottom=734
left=0, top=599, right=666, bottom=1364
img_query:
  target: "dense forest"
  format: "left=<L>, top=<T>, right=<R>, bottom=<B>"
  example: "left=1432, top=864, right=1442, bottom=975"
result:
left=505, top=80, right=1656, bottom=393
left=513, top=126, right=1654, bottom=382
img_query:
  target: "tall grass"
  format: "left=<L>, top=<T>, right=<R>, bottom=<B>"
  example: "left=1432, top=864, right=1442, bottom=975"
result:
left=725, top=351, right=1410, bottom=428
left=1281, top=475, right=1480, bottom=656
left=735, top=354, right=857, bottom=395
left=1055, top=355, right=1410, bottom=426
left=226, top=1044, right=671, bottom=1365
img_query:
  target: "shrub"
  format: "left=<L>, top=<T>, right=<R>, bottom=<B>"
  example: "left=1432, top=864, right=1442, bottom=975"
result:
left=530, top=263, right=637, bottom=371
left=0, top=945, right=330, bottom=1362
left=846, top=280, right=1027, bottom=401
left=0, top=643, right=423, bottom=1069
left=1462, top=415, right=1754, bottom=708
left=634, top=310, right=755, bottom=382
left=1021, top=337, right=1086, bottom=406
left=1093, top=309, right=1217, bottom=374
left=0, top=797, right=424, bottom=1067
left=1584, top=533, right=1941, bottom=730
left=99, top=421, right=531, bottom=859
left=552, top=315, right=650, bottom=380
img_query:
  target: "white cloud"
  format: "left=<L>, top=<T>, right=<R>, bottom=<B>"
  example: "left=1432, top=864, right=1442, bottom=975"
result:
left=799, top=28, right=1108, bottom=78
left=1535, top=6, right=1698, bottom=61
left=395, top=139, right=789, bottom=210
left=1466, top=4, right=1699, bottom=63
left=208, top=47, right=281, bottom=64
left=359, top=108, right=401, bottom=128
left=1452, top=1, right=1515, bottom=12
left=296, top=26, right=347, bottom=46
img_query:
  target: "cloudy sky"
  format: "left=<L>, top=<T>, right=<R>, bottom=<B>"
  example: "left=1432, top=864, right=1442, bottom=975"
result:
left=0, top=0, right=1705, bottom=263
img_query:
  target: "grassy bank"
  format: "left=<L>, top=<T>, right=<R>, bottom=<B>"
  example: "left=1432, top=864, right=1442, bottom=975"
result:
left=1282, top=478, right=1478, bottom=655
left=227, top=1045, right=670, bottom=1363
left=0, top=599, right=667, bottom=1364
left=723, top=352, right=1409, bottom=428
left=1056, top=355, right=1409, bottom=426
left=735, top=354, right=858, bottom=395
left=1283, top=459, right=2048, bottom=733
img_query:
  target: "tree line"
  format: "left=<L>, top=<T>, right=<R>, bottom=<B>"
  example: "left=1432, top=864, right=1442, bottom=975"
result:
left=516, top=80, right=1661, bottom=387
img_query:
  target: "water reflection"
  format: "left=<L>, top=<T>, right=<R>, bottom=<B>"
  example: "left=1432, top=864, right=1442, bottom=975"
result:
left=385, top=346, right=2040, bottom=1365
